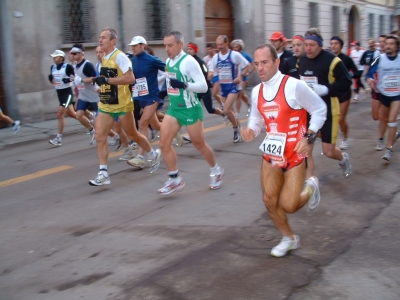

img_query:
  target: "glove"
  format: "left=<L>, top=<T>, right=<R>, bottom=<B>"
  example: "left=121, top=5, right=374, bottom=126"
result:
left=169, top=78, right=187, bottom=89
left=74, top=75, right=83, bottom=86
left=48, top=74, right=53, bottom=82
left=313, top=84, right=329, bottom=96
left=348, top=72, right=354, bottom=79
left=62, top=77, right=72, bottom=83
left=92, top=77, right=108, bottom=85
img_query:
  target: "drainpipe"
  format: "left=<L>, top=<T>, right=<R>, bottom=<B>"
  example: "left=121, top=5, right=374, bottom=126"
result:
left=188, top=0, right=194, bottom=42
left=118, top=0, right=125, bottom=50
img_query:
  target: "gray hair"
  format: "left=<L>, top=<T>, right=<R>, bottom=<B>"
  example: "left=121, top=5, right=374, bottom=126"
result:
left=102, top=28, right=118, bottom=40
left=255, top=44, right=278, bottom=62
left=305, top=27, right=323, bottom=40
left=231, top=39, right=245, bottom=50
left=165, top=31, right=184, bottom=44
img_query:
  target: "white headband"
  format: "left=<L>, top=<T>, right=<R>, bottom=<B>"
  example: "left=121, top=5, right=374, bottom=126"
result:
left=70, top=47, right=83, bottom=53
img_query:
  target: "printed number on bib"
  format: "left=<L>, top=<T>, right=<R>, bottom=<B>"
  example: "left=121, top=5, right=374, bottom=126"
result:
left=167, top=72, right=180, bottom=95
left=54, top=75, right=62, bottom=87
left=76, top=81, right=85, bottom=90
left=383, top=75, right=400, bottom=93
left=259, top=132, right=287, bottom=159
left=219, top=67, right=233, bottom=84
left=133, top=77, right=149, bottom=97
left=300, top=76, right=318, bottom=90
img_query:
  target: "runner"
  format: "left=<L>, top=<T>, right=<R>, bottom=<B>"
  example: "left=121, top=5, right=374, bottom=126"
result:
left=330, top=36, right=359, bottom=150
left=212, top=35, right=250, bottom=142
left=88, top=28, right=161, bottom=186
left=269, top=31, right=294, bottom=72
left=203, top=44, right=223, bottom=110
left=230, top=39, right=254, bottom=117
left=47, top=50, right=77, bottom=146
left=281, top=35, right=305, bottom=79
left=0, top=108, right=20, bottom=134
left=126, top=36, right=167, bottom=169
left=366, top=35, right=400, bottom=161
left=298, top=28, right=353, bottom=179
left=157, top=31, right=224, bottom=195
left=241, top=44, right=327, bottom=257
left=69, top=44, right=98, bottom=145
left=349, top=41, right=366, bottom=101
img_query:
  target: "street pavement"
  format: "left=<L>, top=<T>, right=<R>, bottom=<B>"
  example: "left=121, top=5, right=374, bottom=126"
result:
left=0, top=91, right=400, bottom=300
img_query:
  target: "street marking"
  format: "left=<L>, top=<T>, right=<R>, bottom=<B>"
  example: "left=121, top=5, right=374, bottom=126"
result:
left=0, top=165, right=73, bottom=188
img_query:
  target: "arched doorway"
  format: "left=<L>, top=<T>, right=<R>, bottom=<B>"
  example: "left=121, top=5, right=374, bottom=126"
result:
left=205, top=0, right=234, bottom=46
left=348, top=6, right=360, bottom=47
left=0, top=51, right=6, bottom=129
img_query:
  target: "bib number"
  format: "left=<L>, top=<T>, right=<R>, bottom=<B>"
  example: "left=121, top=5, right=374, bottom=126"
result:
left=300, top=76, right=318, bottom=90
left=53, top=75, right=62, bottom=87
left=167, top=72, right=180, bottom=95
left=219, top=67, right=233, bottom=84
left=259, top=132, right=287, bottom=159
left=383, top=75, right=400, bottom=93
left=132, top=77, right=149, bottom=97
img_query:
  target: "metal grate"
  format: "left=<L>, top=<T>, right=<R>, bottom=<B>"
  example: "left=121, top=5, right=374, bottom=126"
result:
left=332, top=6, right=340, bottom=36
left=282, top=0, right=293, bottom=39
left=369, top=13, right=374, bottom=38
left=62, top=0, right=94, bottom=43
left=309, top=2, right=319, bottom=28
left=146, top=0, right=168, bottom=40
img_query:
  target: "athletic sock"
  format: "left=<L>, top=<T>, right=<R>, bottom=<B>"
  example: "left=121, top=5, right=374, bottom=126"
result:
left=99, top=165, right=108, bottom=177
left=210, top=164, right=220, bottom=174
left=147, top=149, right=156, bottom=159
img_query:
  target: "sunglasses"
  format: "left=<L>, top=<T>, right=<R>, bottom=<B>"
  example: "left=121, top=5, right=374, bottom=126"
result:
left=70, top=53, right=79, bottom=55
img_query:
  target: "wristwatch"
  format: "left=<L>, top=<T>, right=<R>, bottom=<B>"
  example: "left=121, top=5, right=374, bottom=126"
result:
left=304, top=132, right=317, bottom=144
left=183, top=82, right=188, bottom=89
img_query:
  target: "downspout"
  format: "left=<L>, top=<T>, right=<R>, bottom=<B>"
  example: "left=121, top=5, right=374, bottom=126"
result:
left=188, top=0, right=194, bottom=42
left=118, top=0, right=125, bottom=50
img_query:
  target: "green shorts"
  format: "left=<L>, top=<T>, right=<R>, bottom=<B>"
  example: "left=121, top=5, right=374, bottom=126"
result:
left=166, top=103, right=203, bottom=126
left=98, top=109, right=126, bottom=119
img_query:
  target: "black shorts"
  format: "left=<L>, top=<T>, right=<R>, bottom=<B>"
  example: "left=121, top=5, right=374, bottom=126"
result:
left=56, top=88, right=74, bottom=107
left=320, top=97, right=340, bottom=144
left=371, top=91, right=380, bottom=101
left=338, top=90, right=351, bottom=103
left=379, top=93, right=400, bottom=108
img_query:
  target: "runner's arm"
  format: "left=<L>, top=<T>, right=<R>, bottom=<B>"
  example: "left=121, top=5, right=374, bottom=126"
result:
left=247, top=85, right=265, bottom=137
left=183, top=56, right=207, bottom=93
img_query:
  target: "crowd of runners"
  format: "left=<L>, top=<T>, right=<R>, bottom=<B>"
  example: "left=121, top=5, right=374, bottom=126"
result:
left=3, top=26, right=400, bottom=258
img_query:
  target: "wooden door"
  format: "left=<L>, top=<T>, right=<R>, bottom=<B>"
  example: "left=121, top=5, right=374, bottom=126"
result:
left=205, top=0, right=234, bottom=46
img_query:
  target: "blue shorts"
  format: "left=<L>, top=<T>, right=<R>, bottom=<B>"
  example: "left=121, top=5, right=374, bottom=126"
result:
left=137, top=98, right=163, bottom=109
left=76, top=99, right=98, bottom=112
left=220, top=84, right=239, bottom=98
left=211, top=76, right=219, bottom=85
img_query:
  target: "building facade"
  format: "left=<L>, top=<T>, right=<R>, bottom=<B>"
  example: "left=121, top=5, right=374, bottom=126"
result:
left=0, top=0, right=398, bottom=124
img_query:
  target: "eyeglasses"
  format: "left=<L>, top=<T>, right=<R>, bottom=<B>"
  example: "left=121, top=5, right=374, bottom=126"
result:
left=70, top=53, right=78, bottom=55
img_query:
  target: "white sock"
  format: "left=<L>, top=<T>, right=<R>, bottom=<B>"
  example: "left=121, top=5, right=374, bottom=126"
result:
left=56, top=133, right=62, bottom=139
left=147, top=149, right=156, bottom=159
left=210, top=164, right=219, bottom=174
left=99, top=165, right=108, bottom=177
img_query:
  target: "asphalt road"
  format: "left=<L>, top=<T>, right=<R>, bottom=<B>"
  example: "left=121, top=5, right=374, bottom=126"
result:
left=0, top=91, right=399, bottom=300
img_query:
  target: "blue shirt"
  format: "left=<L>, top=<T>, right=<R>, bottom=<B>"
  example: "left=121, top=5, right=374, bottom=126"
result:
left=131, top=51, right=166, bottom=101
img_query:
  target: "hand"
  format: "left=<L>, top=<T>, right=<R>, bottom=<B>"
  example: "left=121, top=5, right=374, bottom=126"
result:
left=241, top=127, right=255, bottom=142
left=74, top=75, right=83, bottom=86
left=62, top=77, right=71, bottom=83
left=293, top=138, right=313, bottom=156
left=233, top=76, right=242, bottom=84
left=367, top=78, right=376, bottom=91
left=169, top=78, right=187, bottom=89
left=92, top=77, right=108, bottom=85
left=48, top=74, right=53, bottom=83
left=313, top=84, right=329, bottom=96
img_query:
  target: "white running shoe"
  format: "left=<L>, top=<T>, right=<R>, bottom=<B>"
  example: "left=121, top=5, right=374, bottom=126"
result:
left=339, top=152, right=352, bottom=178
left=183, top=136, right=192, bottom=143
left=157, top=176, right=185, bottom=195
left=119, top=147, right=134, bottom=161
left=271, top=235, right=300, bottom=257
left=382, top=149, right=392, bottom=161
left=129, top=141, right=139, bottom=150
left=108, top=135, right=120, bottom=146
left=49, top=137, right=62, bottom=146
left=246, top=105, right=251, bottom=117
left=89, top=112, right=96, bottom=125
left=175, top=132, right=183, bottom=147
left=375, top=139, right=384, bottom=151
left=127, top=155, right=145, bottom=169
left=13, top=120, right=20, bottom=134
left=90, top=130, right=96, bottom=145
left=305, top=176, right=320, bottom=211
left=233, top=127, right=242, bottom=143
left=149, top=149, right=161, bottom=173
left=353, top=94, right=359, bottom=101
left=210, top=167, right=224, bottom=190
left=89, top=172, right=110, bottom=186
left=222, top=114, right=229, bottom=125
left=339, top=139, right=350, bottom=150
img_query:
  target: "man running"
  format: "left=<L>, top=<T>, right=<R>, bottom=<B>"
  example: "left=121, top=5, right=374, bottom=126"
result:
left=366, top=35, right=400, bottom=161
left=126, top=36, right=166, bottom=169
left=0, top=108, right=20, bottom=134
left=281, top=35, right=305, bottom=79
left=212, top=35, right=250, bottom=142
left=269, top=31, right=294, bottom=72
left=157, top=31, right=224, bottom=195
left=89, top=28, right=161, bottom=186
left=349, top=41, right=366, bottom=101
left=241, top=44, right=327, bottom=257
left=203, top=44, right=223, bottom=110
left=48, top=50, right=77, bottom=146
left=298, top=28, right=352, bottom=179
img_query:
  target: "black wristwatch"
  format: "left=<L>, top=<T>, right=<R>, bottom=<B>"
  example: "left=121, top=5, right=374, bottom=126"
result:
left=304, top=132, right=317, bottom=144
left=183, top=82, right=188, bottom=89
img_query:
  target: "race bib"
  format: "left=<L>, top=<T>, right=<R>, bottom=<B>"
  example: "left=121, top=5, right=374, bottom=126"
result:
left=383, top=75, right=400, bottom=93
left=300, top=76, right=318, bottom=90
left=259, top=132, right=287, bottom=159
left=53, top=75, right=62, bottom=87
left=76, top=79, right=85, bottom=90
left=219, top=67, right=233, bottom=84
left=167, top=72, right=180, bottom=95
left=133, top=77, right=149, bottom=97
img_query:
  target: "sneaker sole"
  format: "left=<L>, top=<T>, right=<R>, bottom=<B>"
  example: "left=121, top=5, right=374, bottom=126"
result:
left=49, top=141, right=62, bottom=146
left=88, top=180, right=110, bottom=186
left=126, top=161, right=145, bottom=169
left=210, top=168, right=224, bottom=190
left=158, top=181, right=185, bottom=195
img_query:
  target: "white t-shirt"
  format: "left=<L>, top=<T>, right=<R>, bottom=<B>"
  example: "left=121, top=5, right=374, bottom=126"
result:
left=350, top=49, right=366, bottom=71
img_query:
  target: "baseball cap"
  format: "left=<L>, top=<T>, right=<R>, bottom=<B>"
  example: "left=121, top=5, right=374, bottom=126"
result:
left=270, top=31, right=285, bottom=41
left=50, top=50, right=65, bottom=57
left=351, top=40, right=360, bottom=46
left=128, top=36, right=147, bottom=46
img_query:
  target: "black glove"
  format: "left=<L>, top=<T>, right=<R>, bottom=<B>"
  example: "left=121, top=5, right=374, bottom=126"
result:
left=169, top=78, right=187, bottom=89
left=62, top=78, right=71, bottom=83
left=48, top=74, right=53, bottom=82
left=92, top=77, right=108, bottom=85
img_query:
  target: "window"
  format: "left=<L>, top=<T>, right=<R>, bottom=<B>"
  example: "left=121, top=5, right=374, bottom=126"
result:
left=369, top=14, right=374, bottom=38
left=309, top=2, right=319, bottom=28
left=282, top=0, right=293, bottom=38
left=332, top=6, right=340, bottom=36
left=61, top=0, right=95, bottom=43
left=379, top=15, right=385, bottom=35
left=146, top=0, right=168, bottom=40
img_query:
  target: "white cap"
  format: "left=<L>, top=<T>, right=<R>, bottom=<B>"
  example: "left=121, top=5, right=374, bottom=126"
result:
left=128, top=36, right=147, bottom=46
left=50, top=50, right=65, bottom=57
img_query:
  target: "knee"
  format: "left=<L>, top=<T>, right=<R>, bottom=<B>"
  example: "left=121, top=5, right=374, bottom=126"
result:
left=95, top=131, right=107, bottom=143
left=323, top=149, right=335, bottom=158
left=281, top=200, right=297, bottom=213
left=57, top=112, right=64, bottom=119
